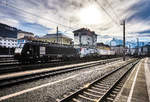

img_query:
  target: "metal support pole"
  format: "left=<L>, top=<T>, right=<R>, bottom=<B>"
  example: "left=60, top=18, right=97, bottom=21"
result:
left=123, top=20, right=126, bottom=61
left=56, top=26, right=58, bottom=43
left=137, top=38, right=139, bottom=56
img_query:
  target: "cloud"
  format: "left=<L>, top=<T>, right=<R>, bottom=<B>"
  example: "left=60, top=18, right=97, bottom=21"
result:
left=0, top=0, right=149, bottom=43
left=0, top=18, right=19, bottom=27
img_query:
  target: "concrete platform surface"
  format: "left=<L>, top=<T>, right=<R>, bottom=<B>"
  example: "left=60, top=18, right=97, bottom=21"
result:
left=115, top=58, right=150, bottom=102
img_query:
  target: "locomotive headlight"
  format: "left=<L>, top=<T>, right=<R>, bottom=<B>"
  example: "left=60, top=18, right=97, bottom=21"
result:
left=15, top=48, right=22, bottom=54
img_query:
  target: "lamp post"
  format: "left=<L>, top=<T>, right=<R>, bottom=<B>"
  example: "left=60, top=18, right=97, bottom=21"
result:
left=56, top=26, right=58, bottom=43
left=121, top=20, right=126, bottom=61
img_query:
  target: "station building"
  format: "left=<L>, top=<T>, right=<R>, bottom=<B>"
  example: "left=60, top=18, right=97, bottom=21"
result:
left=39, top=33, right=73, bottom=45
left=73, top=28, right=97, bottom=48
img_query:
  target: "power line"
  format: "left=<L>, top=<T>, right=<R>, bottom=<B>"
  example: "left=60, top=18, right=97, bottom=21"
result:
left=104, top=0, right=132, bottom=37
left=104, top=0, right=120, bottom=21
left=0, top=1, right=79, bottom=31
left=95, top=0, right=121, bottom=28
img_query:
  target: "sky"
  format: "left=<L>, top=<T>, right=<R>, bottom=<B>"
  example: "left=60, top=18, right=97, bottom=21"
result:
left=0, top=0, right=150, bottom=43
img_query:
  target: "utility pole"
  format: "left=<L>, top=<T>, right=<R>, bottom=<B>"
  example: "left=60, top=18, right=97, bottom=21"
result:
left=56, top=26, right=58, bottom=43
left=122, top=20, right=126, bottom=61
left=129, top=44, right=131, bottom=55
left=137, top=38, right=139, bottom=56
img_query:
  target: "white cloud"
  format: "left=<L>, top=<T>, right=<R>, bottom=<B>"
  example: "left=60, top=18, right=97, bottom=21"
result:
left=0, top=18, right=19, bottom=27
left=0, top=0, right=149, bottom=43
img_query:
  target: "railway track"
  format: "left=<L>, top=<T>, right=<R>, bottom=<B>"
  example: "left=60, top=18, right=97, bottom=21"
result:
left=0, top=58, right=121, bottom=87
left=0, top=57, right=120, bottom=74
left=59, top=59, right=139, bottom=102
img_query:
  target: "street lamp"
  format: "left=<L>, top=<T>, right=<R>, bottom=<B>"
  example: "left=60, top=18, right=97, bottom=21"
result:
left=121, top=20, right=126, bottom=61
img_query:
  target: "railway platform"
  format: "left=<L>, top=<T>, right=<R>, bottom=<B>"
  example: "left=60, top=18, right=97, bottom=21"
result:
left=115, top=58, right=150, bottom=102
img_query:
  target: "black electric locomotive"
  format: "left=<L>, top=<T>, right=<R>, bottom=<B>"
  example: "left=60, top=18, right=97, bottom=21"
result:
left=14, top=40, right=79, bottom=63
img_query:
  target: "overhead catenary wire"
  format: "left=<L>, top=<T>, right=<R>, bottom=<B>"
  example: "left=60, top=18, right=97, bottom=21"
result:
left=104, top=0, right=120, bottom=21
left=0, top=0, right=79, bottom=31
left=95, top=0, right=121, bottom=28
left=104, top=0, right=132, bottom=37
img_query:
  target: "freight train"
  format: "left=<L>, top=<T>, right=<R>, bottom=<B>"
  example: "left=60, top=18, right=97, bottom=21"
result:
left=14, top=40, right=79, bottom=63
left=14, top=39, right=116, bottom=63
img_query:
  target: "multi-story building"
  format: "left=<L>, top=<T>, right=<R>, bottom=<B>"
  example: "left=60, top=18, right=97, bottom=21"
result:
left=0, top=23, right=18, bottom=54
left=0, top=23, right=18, bottom=38
left=17, top=30, right=34, bottom=39
left=73, top=28, right=97, bottom=48
left=39, top=33, right=73, bottom=45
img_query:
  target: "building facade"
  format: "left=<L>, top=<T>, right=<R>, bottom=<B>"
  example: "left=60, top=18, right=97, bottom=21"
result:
left=73, top=28, right=97, bottom=48
left=0, top=23, right=18, bottom=38
left=111, top=45, right=124, bottom=55
left=17, top=31, right=34, bottom=39
left=96, top=43, right=110, bottom=50
left=0, top=23, right=18, bottom=54
left=39, top=33, right=73, bottom=45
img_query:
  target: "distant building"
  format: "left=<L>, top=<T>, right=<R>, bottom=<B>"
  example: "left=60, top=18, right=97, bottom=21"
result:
left=137, top=45, right=150, bottom=56
left=73, top=28, right=97, bottom=48
left=0, top=23, right=18, bottom=38
left=111, top=45, right=124, bottom=55
left=0, top=23, right=18, bottom=54
left=96, top=43, right=110, bottom=50
left=39, top=33, right=73, bottom=45
left=17, top=31, right=34, bottom=39
left=110, top=38, right=122, bottom=46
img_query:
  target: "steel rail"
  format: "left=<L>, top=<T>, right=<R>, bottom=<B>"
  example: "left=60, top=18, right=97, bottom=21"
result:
left=0, top=58, right=121, bottom=87
left=59, top=59, right=139, bottom=102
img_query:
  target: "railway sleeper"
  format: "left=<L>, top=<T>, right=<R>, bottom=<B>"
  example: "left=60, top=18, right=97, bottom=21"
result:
left=90, top=87, right=106, bottom=93
left=99, top=82, right=112, bottom=86
left=83, top=91, right=100, bottom=98
left=85, top=89, right=103, bottom=96
left=77, top=94, right=97, bottom=102
left=113, top=88, right=120, bottom=92
left=106, top=97, right=114, bottom=102
left=112, top=90, right=119, bottom=94
left=94, top=84, right=110, bottom=89
left=87, top=89, right=104, bottom=95
left=72, top=98, right=81, bottom=102
left=96, top=83, right=110, bottom=87
left=91, top=86, right=107, bottom=91
left=109, top=93, right=116, bottom=98
left=82, top=91, right=100, bottom=99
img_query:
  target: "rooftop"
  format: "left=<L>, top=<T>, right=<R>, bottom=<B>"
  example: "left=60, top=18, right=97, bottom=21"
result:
left=18, top=30, right=34, bottom=35
left=97, top=43, right=110, bottom=47
left=73, top=28, right=97, bottom=36
left=41, top=33, right=72, bottom=40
